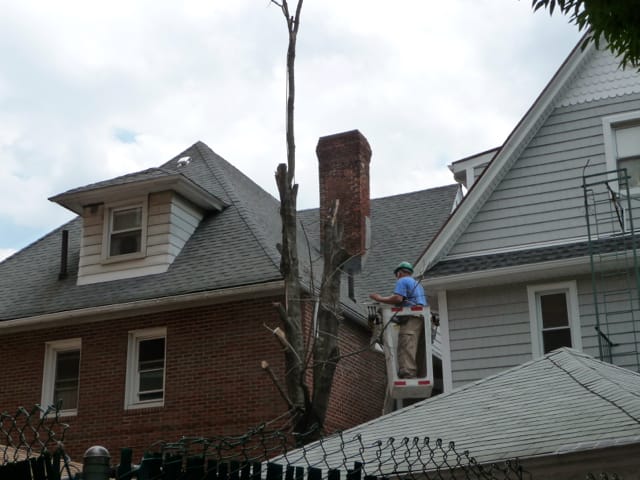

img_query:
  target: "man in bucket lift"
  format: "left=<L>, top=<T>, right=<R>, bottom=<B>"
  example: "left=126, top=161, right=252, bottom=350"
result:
left=369, top=261, right=427, bottom=379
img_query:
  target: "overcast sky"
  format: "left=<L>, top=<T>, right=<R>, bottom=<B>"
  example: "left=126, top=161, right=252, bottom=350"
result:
left=0, top=0, right=583, bottom=261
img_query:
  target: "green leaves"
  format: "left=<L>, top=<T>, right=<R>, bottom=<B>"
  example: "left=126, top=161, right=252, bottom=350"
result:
left=531, top=0, right=640, bottom=69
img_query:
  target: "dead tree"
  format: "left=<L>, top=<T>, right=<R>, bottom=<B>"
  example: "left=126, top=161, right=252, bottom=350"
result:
left=271, top=0, right=350, bottom=439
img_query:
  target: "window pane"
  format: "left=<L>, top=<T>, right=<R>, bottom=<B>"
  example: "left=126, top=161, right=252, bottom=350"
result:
left=138, top=337, right=165, bottom=401
left=139, top=391, right=164, bottom=401
left=113, top=208, right=142, bottom=231
left=54, top=350, right=80, bottom=410
left=615, top=124, right=640, bottom=158
left=618, top=157, right=640, bottom=188
left=139, top=338, right=165, bottom=364
left=110, top=231, right=141, bottom=256
left=540, top=293, right=568, bottom=329
left=139, top=369, right=164, bottom=393
left=542, top=328, right=572, bottom=353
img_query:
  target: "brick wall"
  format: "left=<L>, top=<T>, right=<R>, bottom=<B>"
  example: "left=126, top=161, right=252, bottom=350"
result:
left=0, top=296, right=385, bottom=462
left=326, top=318, right=386, bottom=432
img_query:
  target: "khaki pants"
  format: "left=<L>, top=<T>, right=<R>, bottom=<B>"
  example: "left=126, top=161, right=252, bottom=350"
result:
left=397, top=316, right=423, bottom=378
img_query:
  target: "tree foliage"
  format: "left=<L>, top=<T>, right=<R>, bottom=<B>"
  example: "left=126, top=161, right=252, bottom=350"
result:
left=531, top=0, right=640, bottom=68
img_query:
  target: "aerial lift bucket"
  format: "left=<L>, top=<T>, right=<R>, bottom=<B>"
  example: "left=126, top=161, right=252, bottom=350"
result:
left=369, top=304, right=434, bottom=400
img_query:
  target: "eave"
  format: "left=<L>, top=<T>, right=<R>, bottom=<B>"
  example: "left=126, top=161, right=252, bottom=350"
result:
left=49, top=174, right=226, bottom=214
left=0, top=281, right=283, bottom=334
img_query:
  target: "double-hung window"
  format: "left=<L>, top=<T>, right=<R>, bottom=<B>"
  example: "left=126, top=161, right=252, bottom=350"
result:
left=103, top=198, right=148, bottom=261
left=603, top=112, right=640, bottom=192
left=41, top=339, right=81, bottom=416
left=527, top=281, right=582, bottom=358
left=125, top=328, right=166, bottom=409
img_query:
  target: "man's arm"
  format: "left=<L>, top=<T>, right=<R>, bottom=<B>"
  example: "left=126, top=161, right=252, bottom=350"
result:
left=369, top=292, right=403, bottom=305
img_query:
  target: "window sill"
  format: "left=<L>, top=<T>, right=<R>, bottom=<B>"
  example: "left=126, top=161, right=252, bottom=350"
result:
left=46, top=409, right=78, bottom=418
left=101, top=251, right=146, bottom=264
left=124, top=403, right=165, bottom=414
left=125, top=399, right=164, bottom=410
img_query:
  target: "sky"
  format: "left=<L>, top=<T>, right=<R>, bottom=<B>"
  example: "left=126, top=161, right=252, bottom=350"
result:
left=0, top=0, right=583, bottom=262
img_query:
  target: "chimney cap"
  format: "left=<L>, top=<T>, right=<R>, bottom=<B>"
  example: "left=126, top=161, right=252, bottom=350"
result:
left=316, top=129, right=371, bottom=156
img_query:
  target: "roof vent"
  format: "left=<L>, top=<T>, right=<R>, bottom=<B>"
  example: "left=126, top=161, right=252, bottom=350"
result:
left=177, top=156, right=191, bottom=167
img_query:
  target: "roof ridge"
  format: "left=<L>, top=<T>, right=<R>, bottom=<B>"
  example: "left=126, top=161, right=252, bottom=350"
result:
left=193, top=142, right=281, bottom=270
left=323, top=347, right=640, bottom=443
left=547, top=348, right=640, bottom=424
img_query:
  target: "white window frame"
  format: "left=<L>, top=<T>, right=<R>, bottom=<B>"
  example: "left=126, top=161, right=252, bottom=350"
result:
left=125, top=327, right=166, bottom=410
left=603, top=111, right=640, bottom=194
left=41, top=338, right=81, bottom=416
left=527, top=281, right=582, bottom=358
left=101, top=197, right=148, bottom=262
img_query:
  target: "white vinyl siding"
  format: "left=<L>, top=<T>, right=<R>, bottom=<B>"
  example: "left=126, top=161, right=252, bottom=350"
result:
left=449, top=94, right=640, bottom=256
left=446, top=278, right=597, bottom=389
left=583, top=270, right=640, bottom=371
left=77, top=192, right=203, bottom=285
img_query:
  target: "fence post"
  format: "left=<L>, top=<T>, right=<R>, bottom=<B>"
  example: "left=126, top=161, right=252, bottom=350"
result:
left=82, top=446, right=111, bottom=480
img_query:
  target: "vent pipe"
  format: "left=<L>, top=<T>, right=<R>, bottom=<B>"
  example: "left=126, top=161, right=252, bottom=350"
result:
left=59, top=229, right=69, bottom=280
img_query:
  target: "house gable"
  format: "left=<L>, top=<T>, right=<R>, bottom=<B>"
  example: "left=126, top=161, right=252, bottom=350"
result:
left=417, top=39, right=640, bottom=276
left=414, top=38, right=593, bottom=275
left=414, top=37, right=640, bottom=394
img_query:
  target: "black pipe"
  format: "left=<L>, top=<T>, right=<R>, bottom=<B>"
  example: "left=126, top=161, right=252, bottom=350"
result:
left=59, top=229, right=68, bottom=280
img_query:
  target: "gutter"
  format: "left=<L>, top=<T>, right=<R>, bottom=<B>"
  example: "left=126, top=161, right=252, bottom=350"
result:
left=0, top=281, right=284, bottom=334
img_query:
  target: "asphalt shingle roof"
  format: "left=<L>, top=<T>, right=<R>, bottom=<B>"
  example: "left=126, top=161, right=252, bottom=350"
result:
left=0, top=142, right=458, bottom=322
left=0, top=142, right=284, bottom=321
left=281, top=348, right=640, bottom=470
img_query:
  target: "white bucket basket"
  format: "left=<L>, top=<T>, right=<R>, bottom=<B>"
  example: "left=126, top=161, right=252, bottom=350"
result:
left=377, top=305, right=434, bottom=400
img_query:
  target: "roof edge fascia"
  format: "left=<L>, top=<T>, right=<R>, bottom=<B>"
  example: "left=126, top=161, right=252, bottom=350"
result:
left=414, top=37, right=594, bottom=276
left=0, top=281, right=284, bottom=334
left=49, top=174, right=226, bottom=214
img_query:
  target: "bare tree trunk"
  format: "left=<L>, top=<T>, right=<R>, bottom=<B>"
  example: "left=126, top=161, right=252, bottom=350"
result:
left=272, top=0, right=349, bottom=440
left=272, top=0, right=306, bottom=413
left=312, top=201, right=349, bottom=429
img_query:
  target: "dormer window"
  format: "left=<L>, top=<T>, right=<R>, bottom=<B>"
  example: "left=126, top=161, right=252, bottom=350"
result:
left=102, top=198, right=148, bottom=262
left=111, top=207, right=142, bottom=255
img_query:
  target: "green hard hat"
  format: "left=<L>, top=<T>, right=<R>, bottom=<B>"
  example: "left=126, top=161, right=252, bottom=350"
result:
left=394, top=261, right=414, bottom=274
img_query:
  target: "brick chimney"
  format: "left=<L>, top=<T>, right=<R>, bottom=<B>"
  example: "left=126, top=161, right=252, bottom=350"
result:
left=316, top=129, right=371, bottom=272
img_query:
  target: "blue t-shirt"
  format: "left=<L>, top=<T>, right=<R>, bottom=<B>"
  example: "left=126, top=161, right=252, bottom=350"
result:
left=394, top=276, right=427, bottom=307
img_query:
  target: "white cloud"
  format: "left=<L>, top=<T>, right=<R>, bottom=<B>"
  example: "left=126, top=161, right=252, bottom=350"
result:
left=0, top=0, right=583, bottom=252
left=0, top=248, right=16, bottom=262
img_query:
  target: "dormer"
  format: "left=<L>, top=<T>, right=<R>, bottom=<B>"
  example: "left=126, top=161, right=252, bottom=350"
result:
left=50, top=165, right=226, bottom=285
left=448, top=147, right=499, bottom=190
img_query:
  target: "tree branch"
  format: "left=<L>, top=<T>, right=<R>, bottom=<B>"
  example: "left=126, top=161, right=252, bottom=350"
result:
left=261, top=360, right=295, bottom=410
